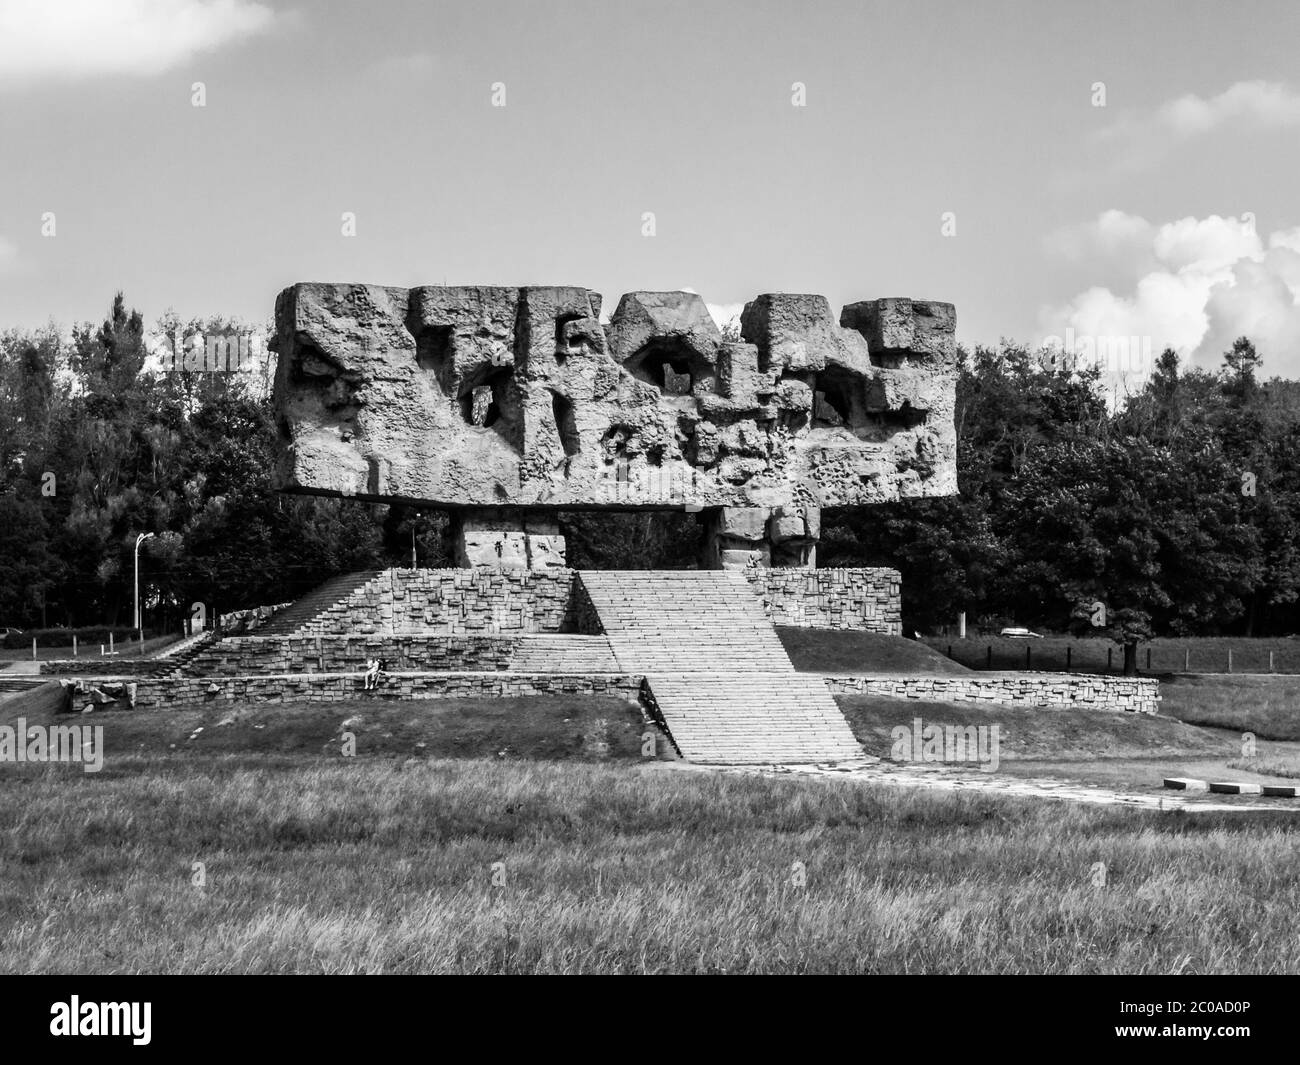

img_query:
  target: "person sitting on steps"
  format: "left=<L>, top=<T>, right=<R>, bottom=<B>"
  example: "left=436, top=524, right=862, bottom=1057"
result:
left=362, top=658, right=380, bottom=690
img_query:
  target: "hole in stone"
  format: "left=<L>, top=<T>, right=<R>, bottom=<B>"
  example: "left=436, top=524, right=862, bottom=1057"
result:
left=414, top=324, right=453, bottom=372
left=812, top=368, right=856, bottom=427
left=601, top=424, right=635, bottom=462
left=628, top=337, right=704, bottom=396
left=460, top=366, right=513, bottom=428
left=551, top=391, right=581, bottom=458
left=554, top=313, right=583, bottom=366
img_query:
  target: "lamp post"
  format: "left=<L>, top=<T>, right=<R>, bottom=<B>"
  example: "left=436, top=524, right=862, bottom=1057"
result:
left=134, top=532, right=155, bottom=652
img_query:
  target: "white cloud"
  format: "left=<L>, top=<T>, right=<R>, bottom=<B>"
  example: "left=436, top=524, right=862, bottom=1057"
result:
left=1040, top=212, right=1300, bottom=378
left=1095, top=80, right=1300, bottom=170
left=1044, top=210, right=1159, bottom=287
left=706, top=302, right=744, bottom=331
left=0, top=0, right=279, bottom=85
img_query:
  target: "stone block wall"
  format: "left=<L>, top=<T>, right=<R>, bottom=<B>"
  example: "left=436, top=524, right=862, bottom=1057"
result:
left=747, top=567, right=902, bottom=633
left=41, top=658, right=159, bottom=675
left=825, top=673, right=1160, bottom=714
left=180, top=634, right=519, bottom=675
left=293, top=568, right=590, bottom=635
left=217, top=602, right=293, bottom=634
left=129, top=672, right=643, bottom=712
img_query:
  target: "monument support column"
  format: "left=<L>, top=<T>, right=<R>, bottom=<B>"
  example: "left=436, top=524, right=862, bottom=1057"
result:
left=701, top=504, right=820, bottom=569
left=452, top=508, right=567, bottom=569
left=702, top=507, right=771, bottom=569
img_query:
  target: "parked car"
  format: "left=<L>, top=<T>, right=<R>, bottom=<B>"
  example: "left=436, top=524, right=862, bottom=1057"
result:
left=0, top=626, right=23, bottom=637
left=999, top=626, right=1044, bottom=639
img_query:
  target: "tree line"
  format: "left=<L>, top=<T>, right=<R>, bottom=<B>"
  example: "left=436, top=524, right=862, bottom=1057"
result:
left=1, top=294, right=1297, bottom=654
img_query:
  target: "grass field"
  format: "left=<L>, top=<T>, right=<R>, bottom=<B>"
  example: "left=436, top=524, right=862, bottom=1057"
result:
left=924, top=635, right=1300, bottom=675
left=5, top=754, right=1300, bottom=973
left=835, top=695, right=1234, bottom=763
left=6, top=671, right=1300, bottom=972
left=1157, top=674, right=1300, bottom=740
left=0, top=694, right=670, bottom=763
left=0, top=633, right=182, bottom=663
left=833, top=688, right=1300, bottom=799
left=778, top=628, right=969, bottom=674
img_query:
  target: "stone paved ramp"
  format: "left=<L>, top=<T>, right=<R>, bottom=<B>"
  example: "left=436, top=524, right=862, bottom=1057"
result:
left=669, top=760, right=1300, bottom=813
left=578, top=570, right=863, bottom=764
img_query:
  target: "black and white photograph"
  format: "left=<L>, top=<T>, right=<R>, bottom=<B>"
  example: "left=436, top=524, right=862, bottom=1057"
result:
left=0, top=0, right=1297, bottom=1031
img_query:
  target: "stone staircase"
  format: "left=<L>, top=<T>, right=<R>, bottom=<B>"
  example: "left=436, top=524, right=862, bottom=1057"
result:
left=507, top=635, right=621, bottom=673
left=577, top=570, right=863, bottom=764
left=150, top=629, right=221, bottom=677
left=255, top=571, right=386, bottom=636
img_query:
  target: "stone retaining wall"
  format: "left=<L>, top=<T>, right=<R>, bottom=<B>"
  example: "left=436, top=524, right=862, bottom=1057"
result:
left=129, top=671, right=643, bottom=712
left=41, top=658, right=158, bottom=675
left=180, top=634, right=519, bottom=675
left=296, top=569, right=586, bottom=635
left=217, top=601, right=293, bottom=634
left=825, top=672, right=1160, bottom=714
left=747, top=567, right=902, bottom=634
left=232, top=566, right=903, bottom=639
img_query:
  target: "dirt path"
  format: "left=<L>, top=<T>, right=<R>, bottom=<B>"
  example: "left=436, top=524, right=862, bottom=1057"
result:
left=665, top=758, right=1300, bottom=813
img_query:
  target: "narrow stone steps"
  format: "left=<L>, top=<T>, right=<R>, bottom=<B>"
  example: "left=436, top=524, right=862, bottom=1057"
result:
left=256, top=570, right=386, bottom=636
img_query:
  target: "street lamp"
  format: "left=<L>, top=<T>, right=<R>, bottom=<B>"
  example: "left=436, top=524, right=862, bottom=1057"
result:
left=134, top=532, right=155, bottom=651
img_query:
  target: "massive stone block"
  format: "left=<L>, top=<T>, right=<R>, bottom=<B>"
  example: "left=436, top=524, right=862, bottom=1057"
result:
left=271, top=283, right=958, bottom=521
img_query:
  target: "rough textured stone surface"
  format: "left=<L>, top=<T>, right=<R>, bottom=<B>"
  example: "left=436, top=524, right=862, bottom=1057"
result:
left=746, top=567, right=901, bottom=633
left=271, top=285, right=957, bottom=518
left=88, top=669, right=1157, bottom=718
left=291, top=569, right=589, bottom=636
left=453, top=511, right=567, bottom=569
left=168, top=633, right=618, bottom=675
left=127, top=672, right=643, bottom=712
left=825, top=673, right=1160, bottom=714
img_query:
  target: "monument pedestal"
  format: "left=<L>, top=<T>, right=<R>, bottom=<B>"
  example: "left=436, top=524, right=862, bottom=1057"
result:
left=702, top=505, right=819, bottom=569
left=452, top=509, right=567, bottom=569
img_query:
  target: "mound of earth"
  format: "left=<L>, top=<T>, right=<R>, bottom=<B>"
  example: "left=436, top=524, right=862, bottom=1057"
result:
left=778, top=628, right=971, bottom=675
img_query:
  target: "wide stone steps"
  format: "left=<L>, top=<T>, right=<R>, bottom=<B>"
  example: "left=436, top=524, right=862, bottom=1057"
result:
left=507, top=635, right=621, bottom=673
left=578, top=570, right=791, bottom=673
left=579, top=570, right=862, bottom=763
left=645, top=673, right=863, bottom=764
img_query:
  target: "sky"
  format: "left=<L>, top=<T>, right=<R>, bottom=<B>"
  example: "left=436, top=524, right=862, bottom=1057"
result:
left=0, top=0, right=1298, bottom=377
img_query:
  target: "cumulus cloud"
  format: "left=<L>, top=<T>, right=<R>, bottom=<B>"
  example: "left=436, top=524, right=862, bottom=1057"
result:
left=1094, top=80, right=1300, bottom=170
left=0, top=0, right=279, bottom=85
left=1040, top=212, right=1300, bottom=379
left=706, top=302, right=745, bottom=332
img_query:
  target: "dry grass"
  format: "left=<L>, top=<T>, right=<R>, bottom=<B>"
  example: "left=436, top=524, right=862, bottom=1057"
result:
left=835, top=694, right=1232, bottom=762
left=1157, top=676, right=1300, bottom=740
left=928, top=636, right=1300, bottom=675
left=4, top=753, right=1300, bottom=973
left=0, top=696, right=669, bottom=763
left=779, top=628, right=970, bottom=675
